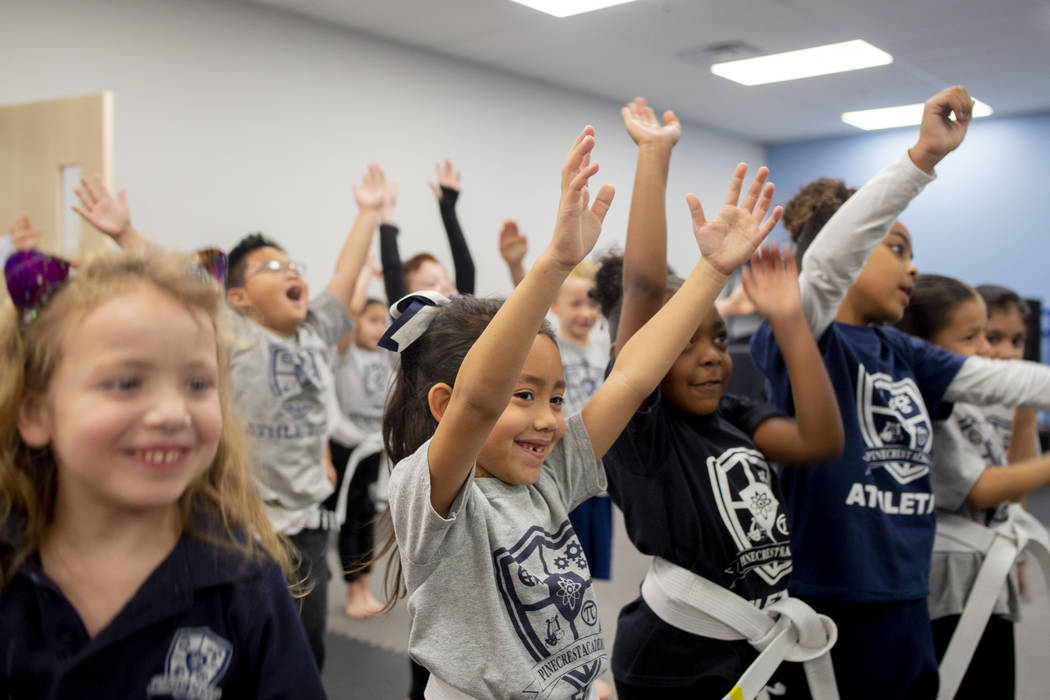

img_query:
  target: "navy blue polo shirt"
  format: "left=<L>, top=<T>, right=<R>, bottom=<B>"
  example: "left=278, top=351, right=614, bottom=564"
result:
left=1, top=529, right=326, bottom=699
left=751, top=321, right=964, bottom=602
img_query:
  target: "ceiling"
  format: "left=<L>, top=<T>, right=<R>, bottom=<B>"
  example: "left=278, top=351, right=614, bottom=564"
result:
left=244, top=0, right=1050, bottom=143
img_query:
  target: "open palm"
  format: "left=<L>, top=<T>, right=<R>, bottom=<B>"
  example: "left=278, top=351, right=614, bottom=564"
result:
left=688, top=164, right=782, bottom=276
left=621, top=97, right=680, bottom=148
left=72, top=175, right=130, bottom=238
left=551, top=127, right=615, bottom=268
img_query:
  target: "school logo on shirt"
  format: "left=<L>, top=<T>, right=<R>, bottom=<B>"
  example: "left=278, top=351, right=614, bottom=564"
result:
left=493, top=520, right=606, bottom=698
left=146, top=627, right=232, bottom=700
left=957, top=412, right=1005, bottom=467
left=562, top=361, right=603, bottom=413
left=268, top=346, right=323, bottom=415
left=856, top=366, right=933, bottom=485
left=708, top=447, right=792, bottom=588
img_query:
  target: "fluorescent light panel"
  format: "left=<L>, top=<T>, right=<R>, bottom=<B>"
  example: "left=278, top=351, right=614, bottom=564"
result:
left=509, top=0, right=638, bottom=18
left=842, top=99, right=994, bottom=131
left=711, top=39, right=892, bottom=86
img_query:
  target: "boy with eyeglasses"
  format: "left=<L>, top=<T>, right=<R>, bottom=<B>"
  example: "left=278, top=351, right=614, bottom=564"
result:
left=225, top=164, right=387, bottom=670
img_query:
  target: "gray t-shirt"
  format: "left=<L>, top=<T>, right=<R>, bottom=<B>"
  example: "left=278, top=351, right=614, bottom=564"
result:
left=388, top=413, right=608, bottom=698
left=333, top=344, right=396, bottom=437
left=555, top=336, right=610, bottom=417
left=229, top=291, right=351, bottom=534
left=981, top=403, right=1042, bottom=457
left=929, top=402, right=1020, bottom=621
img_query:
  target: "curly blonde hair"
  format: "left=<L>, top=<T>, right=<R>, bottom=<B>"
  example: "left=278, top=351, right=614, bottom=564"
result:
left=0, top=249, right=293, bottom=588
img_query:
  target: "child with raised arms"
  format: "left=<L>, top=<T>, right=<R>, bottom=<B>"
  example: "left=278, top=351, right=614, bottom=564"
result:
left=896, top=274, right=1050, bottom=700
left=750, top=85, right=1050, bottom=699
left=380, top=125, right=779, bottom=699
left=0, top=248, right=325, bottom=699
left=598, top=97, right=843, bottom=698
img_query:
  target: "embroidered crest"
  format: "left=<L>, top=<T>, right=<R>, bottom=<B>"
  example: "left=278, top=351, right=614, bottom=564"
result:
left=708, top=447, right=792, bottom=587
left=147, top=627, right=232, bottom=700
left=856, top=366, right=933, bottom=485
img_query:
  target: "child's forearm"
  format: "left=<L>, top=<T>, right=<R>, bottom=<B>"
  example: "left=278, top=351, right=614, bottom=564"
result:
left=1007, top=408, right=1039, bottom=464
left=798, top=152, right=934, bottom=337
left=617, top=143, right=672, bottom=349
left=379, top=223, right=407, bottom=302
left=946, top=357, right=1050, bottom=412
left=328, top=209, right=380, bottom=308
left=767, top=311, right=844, bottom=453
left=506, top=259, right=526, bottom=287
left=968, top=454, right=1050, bottom=509
left=439, top=187, right=476, bottom=295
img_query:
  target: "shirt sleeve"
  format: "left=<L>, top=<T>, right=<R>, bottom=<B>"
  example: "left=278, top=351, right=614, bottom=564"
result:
left=892, top=329, right=967, bottom=420
left=380, top=222, right=408, bottom=303
left=602, top=390, right=672, bottom=478
left=798, top=151, right=936, bottom=337
left=438, top=186, right=475, bottom=295
left=718, top=393, right=786, bottom=436
left=545, top=413, right=606, bottom=511
left=303, top=291, right=352, bottom=347
left=243, top=562, right=328, bottom=700
left=387, top=440, right=473, bottom=566
left=944, top=356, right=1050, bottom=412
left=932, top=407, right=993, bottom=512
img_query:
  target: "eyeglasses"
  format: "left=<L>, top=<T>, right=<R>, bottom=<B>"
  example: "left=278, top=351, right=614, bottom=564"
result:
left=245, top=259, right=307, bottom=281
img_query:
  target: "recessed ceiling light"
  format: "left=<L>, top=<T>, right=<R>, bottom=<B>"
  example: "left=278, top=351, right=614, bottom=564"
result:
left=508, top=0, right=639, bottom=18
left=710, top=39, right=892, bottom=86
left=842, top=99, right=994, bottom=131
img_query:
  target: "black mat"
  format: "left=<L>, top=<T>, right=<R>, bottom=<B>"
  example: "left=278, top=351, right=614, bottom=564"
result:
left=322, top=633, right=410, bottom=700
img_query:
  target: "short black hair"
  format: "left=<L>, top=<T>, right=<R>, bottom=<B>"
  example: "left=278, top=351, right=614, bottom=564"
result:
left=895, top=273, right=977, bottom=341
left=226, top=232, right=284, bottom=289
left=976, top=284, right=1029, bottom=319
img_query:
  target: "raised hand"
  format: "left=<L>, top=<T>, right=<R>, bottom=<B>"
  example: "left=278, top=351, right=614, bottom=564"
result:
left=72, top=174, right=131, bottom=240
left=621, top=97, right=680, bottom=148
left=549, top=126, right=615, bottom=269
left=9, top=215, right=42, bottom=251
left=687, top=164, right=782, bottom=276
left=499, top=220, right=528, bottom=266
left=740, top=243, right=801, bottom=323
left=429, top=158, right=461, bottom=200
left=910, top=85, right=973, bottom=173
left=353, top=163, right=386, bottom=211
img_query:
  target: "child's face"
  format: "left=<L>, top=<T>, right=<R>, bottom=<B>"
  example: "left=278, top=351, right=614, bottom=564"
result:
left=660, top=308, right=731, bottom=415
left=930, top=296, right=990, bottom=357
left=406, top=260, right=457, bottom=298
left=19, top=285, right=222, bottom=514
left=985, top=307, right=1028, bottom=360
left=550, top=276, right=600, bottom=344
left=355, top=302, right=389, bottom=350
left=475, top=335, right=566, bottom=485
left=843, top=223, right=918, bottom=324
left=230, top=246, right=309, bottom=335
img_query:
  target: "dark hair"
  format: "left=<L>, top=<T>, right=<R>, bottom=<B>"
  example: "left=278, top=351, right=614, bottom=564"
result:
left=372, top=295, right=555, bottom=610
left=226, top=233, right=283, bottom=289
left=591, top=250, right=683, bottom=344
left=895, top=273, right=978, bottom=340
left=362, top=297, right=386, bottom=313
left=976, top=284, right=1029, bottom=319
left=783, top=178, right=856, bottom=266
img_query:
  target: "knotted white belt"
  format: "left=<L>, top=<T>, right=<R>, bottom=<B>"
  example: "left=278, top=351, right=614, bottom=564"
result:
left=640, top=556, right=839, bottom=700
left=933, top=504, right=1050, bottom=700
left=424, top=670, right=600, bottom=699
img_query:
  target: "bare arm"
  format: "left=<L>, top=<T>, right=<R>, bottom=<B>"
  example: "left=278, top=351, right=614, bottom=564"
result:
left=427, top=128, right=615, bottom=515
left=742, top=245, right=844, bottom=463
left=968, top=454, right=1050, bottom=509
left=615, top=98, right=680, bottom=352
left=498, top=220, right=528, bottom=287
left=327, top=164, right=383, bottom=312
left=1007, top=408, right=1039, bottom=464
left=584, top=164, right=781, bottom=459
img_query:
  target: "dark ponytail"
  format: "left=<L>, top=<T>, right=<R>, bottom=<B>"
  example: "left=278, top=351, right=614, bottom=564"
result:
left=896, top=273, right=978, bottom=341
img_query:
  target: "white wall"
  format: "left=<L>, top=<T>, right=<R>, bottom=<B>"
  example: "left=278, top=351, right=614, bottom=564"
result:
left=0, top=0, right=765, bottom=299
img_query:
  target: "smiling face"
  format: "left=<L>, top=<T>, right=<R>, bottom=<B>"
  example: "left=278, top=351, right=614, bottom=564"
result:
left=985, top=306, right=1028, bottom=360
left=550, top=276, right=600, bottom=345
left=660, top=308, right=732, bottom=415
left=930, top=295, right=990, bottom=357
left=475, top=335, right=566, bottom=485
left=18, top=284, right=222, bottom=516
left=840, top=222, right=919, bottom=325
left=227, top=246, right=309, bottom=336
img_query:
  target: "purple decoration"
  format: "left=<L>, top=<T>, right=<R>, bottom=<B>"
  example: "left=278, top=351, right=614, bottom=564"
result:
left=195, top=248, right=228, bottom=287
left=4, top=250, right=74, bottom=323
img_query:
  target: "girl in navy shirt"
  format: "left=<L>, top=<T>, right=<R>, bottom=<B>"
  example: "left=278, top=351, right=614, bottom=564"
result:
left=599, top=98, right=844, bottom=699
left=0, top=248, right=325, bottom=699
left=751, top=86, right=1050, bottom=699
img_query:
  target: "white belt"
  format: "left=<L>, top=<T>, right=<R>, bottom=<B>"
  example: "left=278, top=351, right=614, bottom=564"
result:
left=934, top=505, right=1050, bottom=700
left=334, top=433, right=385, bottom=526
left=424, top=671, right=599, bottom=699
left=640, top=556, right=839, bottom=700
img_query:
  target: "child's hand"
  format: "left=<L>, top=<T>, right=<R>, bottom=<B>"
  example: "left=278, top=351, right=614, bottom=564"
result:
left=9, top=215, right=42, bottom=251
left=429, top=158, right=461, bottom=200
left=909, top=85, right=973, bottom=173
left=621, top=97, right=680, bottom=149
left=741, top=243, right=801, bottom=323
left=353, top=163, right=386, bottom=211
left=686, top=164, right=782, bottom=276
left=72, top=174, right=131, bottom=240
left=549, top=126, right=615, bottom=269
left=499, top=220, right=528, bottom=266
